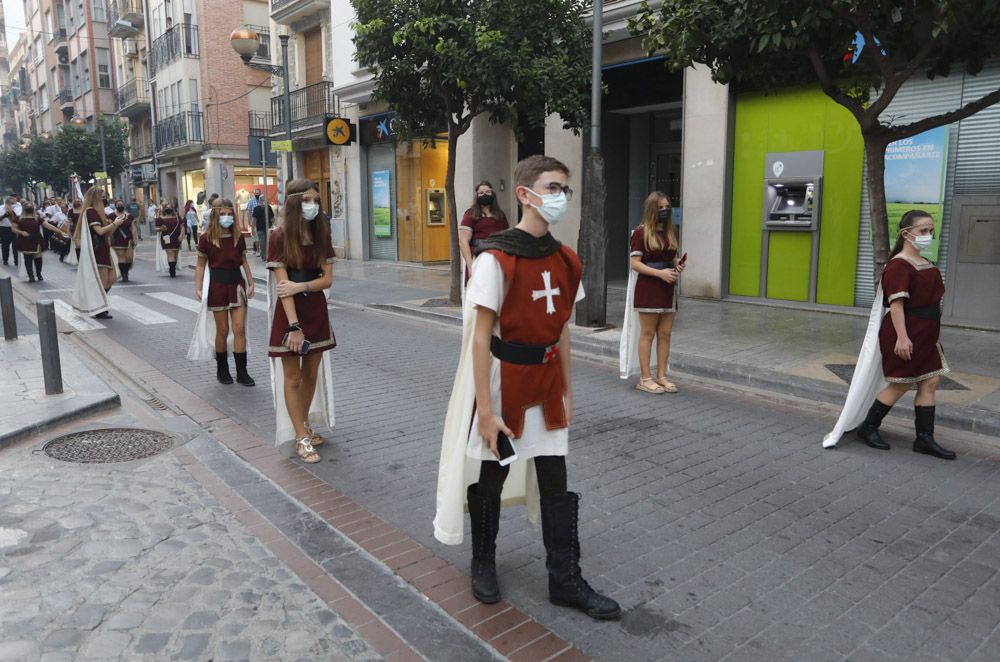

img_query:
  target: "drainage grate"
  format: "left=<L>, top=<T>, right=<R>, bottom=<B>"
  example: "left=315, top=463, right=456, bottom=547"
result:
left=145, top=395, right=169, bottom=411
left=42, top=428, right=175, bottom=464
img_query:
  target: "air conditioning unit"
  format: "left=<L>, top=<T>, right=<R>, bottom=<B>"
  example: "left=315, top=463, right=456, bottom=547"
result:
left=123, top=40, right=139, bottom=57
left=58, top=53, right=70, bottom=65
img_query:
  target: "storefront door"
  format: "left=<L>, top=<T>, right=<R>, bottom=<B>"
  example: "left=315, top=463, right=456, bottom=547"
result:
left=302, top=150, right=330, bottom=216
left=366, top=144, right=397, bottom=260
left=946, top=196, right=1000, bottom=326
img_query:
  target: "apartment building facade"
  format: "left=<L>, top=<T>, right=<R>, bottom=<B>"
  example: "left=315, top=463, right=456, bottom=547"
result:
left=0, top=5, right=18, bottom=150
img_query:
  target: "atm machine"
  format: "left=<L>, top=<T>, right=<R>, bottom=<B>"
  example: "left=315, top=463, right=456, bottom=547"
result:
left=760, top=150, right=824, bottom=302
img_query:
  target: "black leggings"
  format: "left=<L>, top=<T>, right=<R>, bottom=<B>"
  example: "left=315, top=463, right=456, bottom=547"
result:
left=478, top=455, right=567, bottom=500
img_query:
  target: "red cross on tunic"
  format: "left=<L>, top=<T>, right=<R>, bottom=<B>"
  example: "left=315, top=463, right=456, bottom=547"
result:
left=543, top=344, right=559, bottom=363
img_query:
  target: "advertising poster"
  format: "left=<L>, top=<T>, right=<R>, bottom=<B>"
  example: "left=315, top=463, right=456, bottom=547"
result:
left=371, top=169, right=392, bottom=238
left=884, top=125, right=949, bottom=261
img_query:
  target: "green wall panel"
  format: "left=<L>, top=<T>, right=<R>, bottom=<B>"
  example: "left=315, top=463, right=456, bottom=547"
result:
left=729, top=86, right=864, bottom=304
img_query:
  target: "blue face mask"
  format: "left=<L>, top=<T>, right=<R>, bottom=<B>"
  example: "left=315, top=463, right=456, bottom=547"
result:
left=219, top=215, right=235, bottom=228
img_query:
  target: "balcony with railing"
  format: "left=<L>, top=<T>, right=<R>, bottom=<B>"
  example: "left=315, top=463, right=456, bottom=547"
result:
left=249, top=111, right=272, bottom=137
left=156, top=110, right=204, bottom=152
left=271, top=81, right=336, bottom=135
left=108, top=0, right=145, bottom=38
left=149, top=23, right=199, bottom=76
left=115, top=78, right=149, bottom=117
left=270, top=0, right=329, bottom=26
left=57, top=88, right=73, bottom=110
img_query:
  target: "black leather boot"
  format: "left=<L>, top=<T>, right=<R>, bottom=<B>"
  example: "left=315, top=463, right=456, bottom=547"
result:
left=913, top=405, right=956, bottom=460
left=118, top=263, right=127, bottom=282
left=168, top=261, right=177, bottom=277
left=234, top=352, right=255, bottom=387
left=123, top=263, right=131, bottom=282
left=33, top=258, right=42, bottom=281
left=215, top=352, right=234, bottom=385
left=541, top=492, right=621, bottom=620
left=856, top=399, right=892, bottom=450
left=24, top=257, right=35, bottom=282
left=467, top=484, right=501, bottom=603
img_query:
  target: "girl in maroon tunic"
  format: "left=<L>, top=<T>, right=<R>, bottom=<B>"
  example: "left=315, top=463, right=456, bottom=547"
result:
left=459, top=181, right=509, bottom=281
left=109, top=199, right=140, bottom=282
left=155, top=204, right=185, bottom=277
left=855, top=210, right=955, bottom=459
left=73, top=187, right=123, bottom=317
left=13, top=203, right=68, bottom=282
left=195, top=199, right=256, bottom=386
left=628, top=191, right=686, bottom=394
left=268, top=179, right=335, bottom=463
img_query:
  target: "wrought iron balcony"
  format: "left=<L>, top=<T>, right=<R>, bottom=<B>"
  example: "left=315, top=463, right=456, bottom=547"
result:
left=270, top=81, right=336, bottom=134
left=57, top=89, right=74, bottom=110
left=249, top=111, right=272, bottom=137
left=149, top=23, right=199, bottom=76
left=115, top=78, right=149, bottom=117
left=156, top=110, right=204, bottom=152
left=270, top=0, right=329, bottom=26
left=108, top=0, right=145, bottom=39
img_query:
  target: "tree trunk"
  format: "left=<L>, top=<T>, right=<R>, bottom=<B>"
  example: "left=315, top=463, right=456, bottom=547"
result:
left=863, top=134, right=891, bottom=285
left=575, top=148, right=607, bottom=326
left=445, top=122, right=463, bottom=305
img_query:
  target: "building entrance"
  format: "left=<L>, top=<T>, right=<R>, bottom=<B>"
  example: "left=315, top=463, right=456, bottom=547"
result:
left=946, top=196, right=1000, bottom=326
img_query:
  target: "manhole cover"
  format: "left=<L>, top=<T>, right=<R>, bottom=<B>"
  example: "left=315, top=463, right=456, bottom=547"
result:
left=42, top=428, right=174, bottom=464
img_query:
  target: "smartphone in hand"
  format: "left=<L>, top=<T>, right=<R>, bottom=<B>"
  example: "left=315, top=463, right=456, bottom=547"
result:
left=679, top=252, right=688, bottom=266
left=497, top=431, right=518, bottom=467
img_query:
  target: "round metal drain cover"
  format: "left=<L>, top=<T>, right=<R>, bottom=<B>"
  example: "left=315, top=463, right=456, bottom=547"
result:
left=42, top=428, right=174, bottom=464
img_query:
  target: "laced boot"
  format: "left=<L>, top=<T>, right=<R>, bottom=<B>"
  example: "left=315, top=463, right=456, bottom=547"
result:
left=541, top=492, right=621, bottom=620
left=913, top=405, right=956, bottom=460
left=856, top=399, right=892, bottom=450
left=467, top=484, right=501, bottom=603
left=234, top=352, right=255, bottom=387
left=215, top=352, right=234, bottom=385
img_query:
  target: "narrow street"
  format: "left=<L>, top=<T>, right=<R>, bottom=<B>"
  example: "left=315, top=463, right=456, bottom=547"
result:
left=3, top=244, right=1000, bottom=661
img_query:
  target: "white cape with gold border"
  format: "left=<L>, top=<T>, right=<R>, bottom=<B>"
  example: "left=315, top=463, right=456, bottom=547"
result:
left=823, top=284, right=889, bottom=448
left=70, top=219, right=109, bottom=316
left=186, top=272, right=250, bottom=361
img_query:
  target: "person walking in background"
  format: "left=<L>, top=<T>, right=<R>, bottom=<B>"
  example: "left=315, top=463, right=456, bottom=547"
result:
left=1, top=196, right=21, bottom=268
left=245, top=188, right=262, bottom=254
left=620, top=192, right=685, bottom=394
left=854, top=210, right=956, bottom=460
left=184, top=200, right=199, bottom=250
left=12, top=203, right=68, bottom=282
left=126, top=197, right=142, bottom=240
left=267, top=179, right=336, bottom=464
left=155, top=202, right=185, bottom=278
left=146, top=200, right=158, bottom=237
left=110, top=200, right=139, bottom=282
left=50, top=203, right=71, bottom=263
left=253, top=193, right=274, bottom=258
left=458, top=181, right=509, bottom=283
left=192, top=199, right=256, bottom=387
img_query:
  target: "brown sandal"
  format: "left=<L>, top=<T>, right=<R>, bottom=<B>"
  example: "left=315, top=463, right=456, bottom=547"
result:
left=656, top=378, right=679, bottom=393
left=295, top=437, right=321, bottom=464
left=304, top=425, right=324, bottom=447
left=636, top=378, right=666, bottom=394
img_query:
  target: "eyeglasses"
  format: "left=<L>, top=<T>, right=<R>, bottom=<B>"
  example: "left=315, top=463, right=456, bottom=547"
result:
left=533, top=182, right=573, bottom=201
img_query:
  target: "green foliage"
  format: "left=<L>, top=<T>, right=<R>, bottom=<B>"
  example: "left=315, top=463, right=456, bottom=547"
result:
left=351, top=0, right=592, bottom=139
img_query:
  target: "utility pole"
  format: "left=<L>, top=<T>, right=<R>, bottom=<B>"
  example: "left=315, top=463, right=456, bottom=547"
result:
left=259, top=136, right=270, bottom=259
left=279, top=34, right=293, bottom=184
left=575, top=2, right=607, bottom=327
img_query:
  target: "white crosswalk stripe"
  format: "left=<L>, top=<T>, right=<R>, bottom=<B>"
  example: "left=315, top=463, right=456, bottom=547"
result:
left=108, top=295, right=178, bottom=325
left=53, top=299, right=106, bottom=331
left=144, top=291, right=200, bottom=313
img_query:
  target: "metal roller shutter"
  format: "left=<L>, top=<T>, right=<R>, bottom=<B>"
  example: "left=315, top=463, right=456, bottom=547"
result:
left=954, top=61, right=1000, bottom=195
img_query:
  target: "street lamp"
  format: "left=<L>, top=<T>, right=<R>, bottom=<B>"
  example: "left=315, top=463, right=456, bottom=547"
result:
left=38, top=131, right=54, bottom=144
left=69, top=114, right=109, bottom=194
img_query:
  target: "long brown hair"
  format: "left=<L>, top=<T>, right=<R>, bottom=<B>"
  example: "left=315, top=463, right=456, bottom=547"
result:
left=640, top=191, right=677, bottom=252
left=281, top=178, right=330, bottom=269
left=205, top=199, right=235, bottom=248
left=74, top=186, right=105, bottom=242
left=889, top=209, right=933, bottom=259
left=469, top=180, right=507, bottom=223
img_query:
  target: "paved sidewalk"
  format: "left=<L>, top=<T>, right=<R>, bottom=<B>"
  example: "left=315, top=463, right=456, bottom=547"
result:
left=0, top=305, right=119, bottom=448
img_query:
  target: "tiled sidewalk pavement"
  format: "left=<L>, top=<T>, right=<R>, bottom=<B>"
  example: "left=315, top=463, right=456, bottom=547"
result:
left=0, top=410, right=379, bottom=662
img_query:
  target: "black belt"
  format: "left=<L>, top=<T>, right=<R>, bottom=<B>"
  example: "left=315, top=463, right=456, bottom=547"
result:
left=905, top=305, right=941, bottom=321
left=644, top=261, right=671, bottom=269
left=210, top=268, right=243, bottom=285
left=286, top=268, right=322, bottom=283
left=490, top=336, right=559, bottom=365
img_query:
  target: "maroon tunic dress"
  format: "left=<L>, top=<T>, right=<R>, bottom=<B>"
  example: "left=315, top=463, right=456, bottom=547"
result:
left=460, top=209, right=509, bottom=244
left=629, top=225, right=678, bottom=312
left=110, top=214, right=136, bottom=248
left=879, top=256, right=949, bottom=383
left=267, top=227, right=336, bottom=357
left=14, top=217, right=45, bottom=254
left=156, top=216, right=183, bottom=250
left=86, top=209, right=113, bottom=269
left=198, top=232, right=248, bottom=311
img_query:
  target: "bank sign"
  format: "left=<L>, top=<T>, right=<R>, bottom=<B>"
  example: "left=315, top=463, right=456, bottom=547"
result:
left=884, top=125, right=949, bottom=262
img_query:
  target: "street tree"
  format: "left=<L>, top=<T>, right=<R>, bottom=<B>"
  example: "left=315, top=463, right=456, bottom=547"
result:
left=629, top=0, right=1000, bottom=279
left=351, top=0, right=591, bottom=303
left=51, top=118, right=130, bottom=189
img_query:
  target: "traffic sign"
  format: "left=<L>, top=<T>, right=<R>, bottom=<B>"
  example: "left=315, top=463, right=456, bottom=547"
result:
left=271, top=140, right=293, bottom=152
left=325, top=117, right=356, bottom=145
left=94, top=171, right=108, bottom=179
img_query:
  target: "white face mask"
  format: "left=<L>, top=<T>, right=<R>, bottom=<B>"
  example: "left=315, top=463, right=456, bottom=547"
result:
left=906, top=231, right=933, bottom=251
left=301, top=202, right=320, bottom=221
left=523, top=188, right=568, bottom=225
left=219, top=215, right=235, bottom=228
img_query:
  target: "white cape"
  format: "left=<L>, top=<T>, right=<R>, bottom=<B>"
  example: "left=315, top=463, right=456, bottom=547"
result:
left=267, top=272, right=336, bottom=448
left=186, top=273, right=250, bottom=361
left=823, top=284, right=889, bottom=448
left=154, top=233, right=170, bottom=273
left=66, top=240, right=78, bottom=266
left=619, top=266, right=641, bottom=379
left=70, top=220, right=109, bottom=316
left=433, top=268, right=540, bottom=546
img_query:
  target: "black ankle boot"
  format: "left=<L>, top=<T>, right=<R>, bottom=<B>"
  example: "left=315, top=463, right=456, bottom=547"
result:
left=215, top=352, right=233, bottom=384
left=541, top=492, right=621, bottom=620
left=24, top=258, right=35, bottom=282
left=234, top=352, right=255, bottom=387
left=467, top=484, right=501, bottom=603
left=913, top=405, right=956, bottom=460
left=118, top=263, right=127, bottom=281
left=34, top=258, right=42, bottom=281
left=856, top=399, right=892, bottom=450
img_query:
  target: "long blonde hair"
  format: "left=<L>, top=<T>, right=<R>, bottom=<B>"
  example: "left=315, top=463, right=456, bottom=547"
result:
left=640, top=191, right=677, bottom=252
left=74, top=186, right=106, bottom=242
left=205, top=198, right=234, bottom=248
